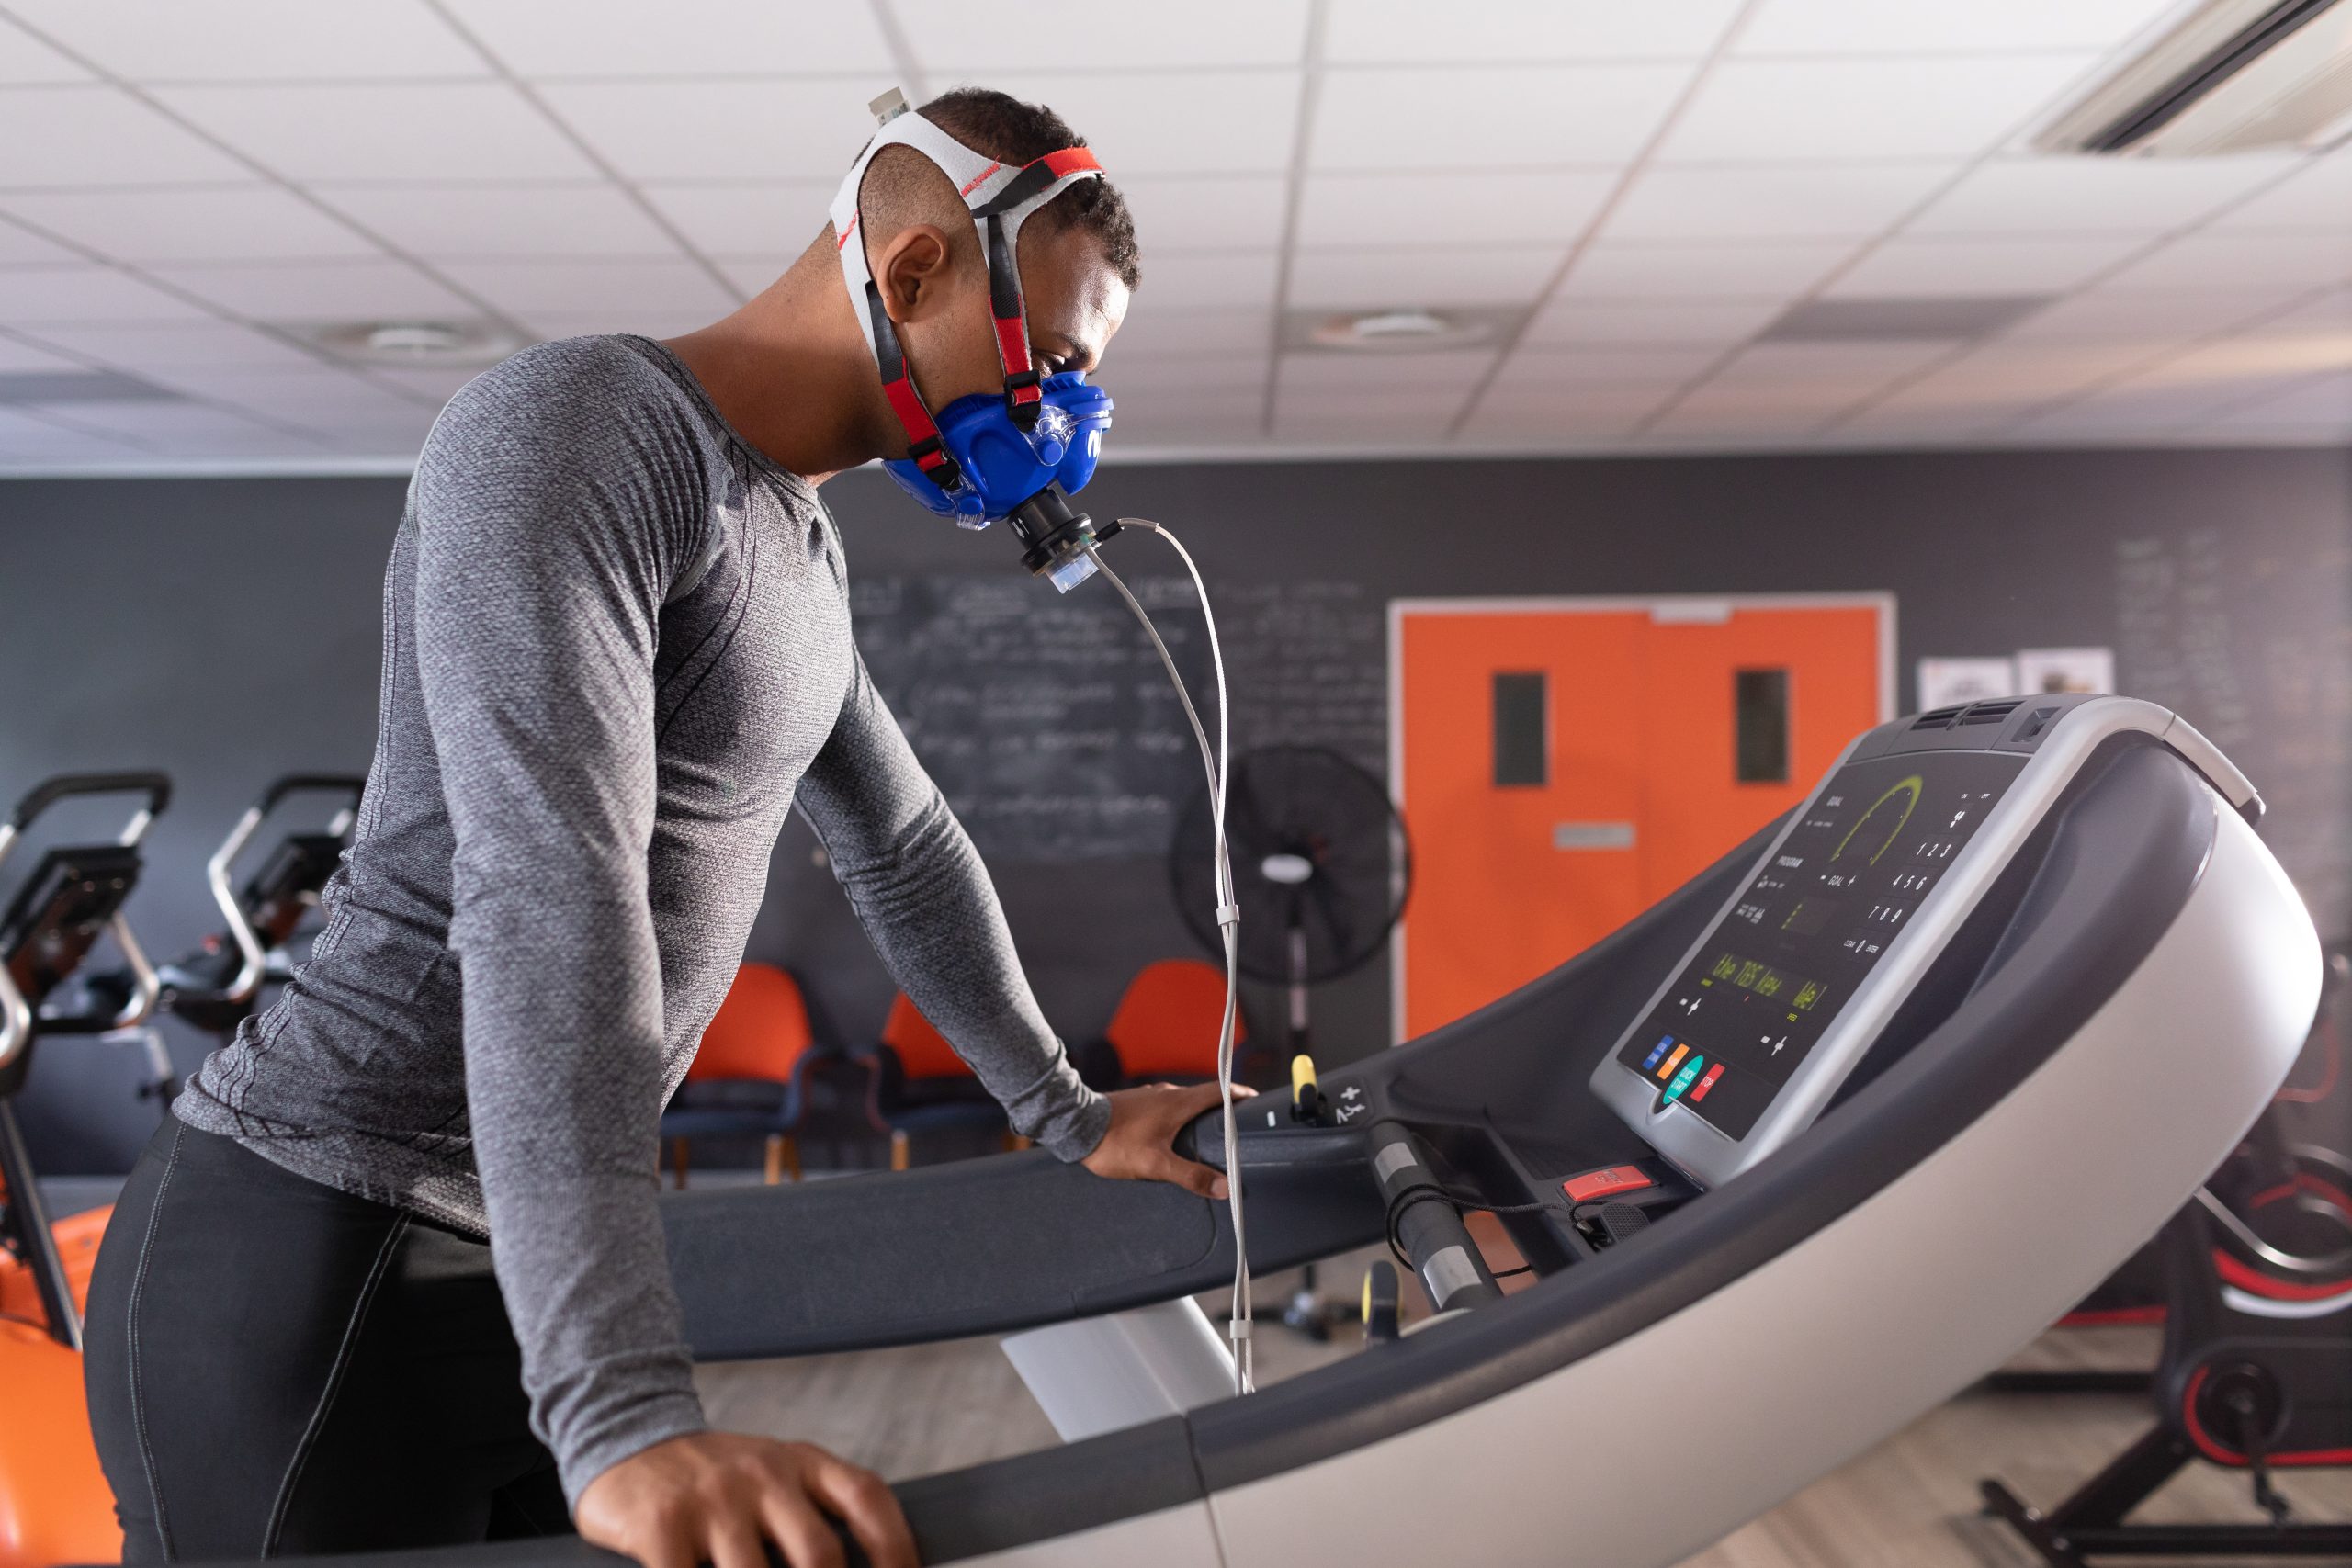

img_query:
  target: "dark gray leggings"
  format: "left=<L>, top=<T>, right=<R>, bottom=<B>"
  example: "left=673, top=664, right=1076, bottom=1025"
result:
left=83, top=1120, right=568, bottom=1561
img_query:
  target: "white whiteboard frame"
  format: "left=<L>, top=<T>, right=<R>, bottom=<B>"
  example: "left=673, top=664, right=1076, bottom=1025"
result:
left=1385, top=592, right=1899, bottom=1046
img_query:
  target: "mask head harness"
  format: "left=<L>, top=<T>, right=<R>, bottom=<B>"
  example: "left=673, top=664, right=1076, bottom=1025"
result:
left=833, top=89, right=1119, bottom=592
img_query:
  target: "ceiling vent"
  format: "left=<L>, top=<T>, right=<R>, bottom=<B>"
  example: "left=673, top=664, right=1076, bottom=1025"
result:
left=1760, top=296, right=2054, bottom=343
left=0, top=369, right=181, bottom=405
left=2037, top=0, right=2352, bottom=157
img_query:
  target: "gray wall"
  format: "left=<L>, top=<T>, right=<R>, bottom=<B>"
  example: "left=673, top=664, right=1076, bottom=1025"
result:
left=4, top=444, right=2347, bottom=1171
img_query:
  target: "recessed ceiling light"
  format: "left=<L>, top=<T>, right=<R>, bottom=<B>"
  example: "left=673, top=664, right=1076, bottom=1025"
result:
left=1283, top=304, right=1524, bottom=355
left=303, top=319, right=523, bottom=367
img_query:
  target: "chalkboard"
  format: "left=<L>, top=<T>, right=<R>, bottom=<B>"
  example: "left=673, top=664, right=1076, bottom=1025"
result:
left=2117, top=525, right=2352, bottom=938
left=850, top=575, right=1387, bottom=863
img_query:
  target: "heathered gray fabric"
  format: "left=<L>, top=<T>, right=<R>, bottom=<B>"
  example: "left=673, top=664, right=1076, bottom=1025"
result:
left=175, top=333, right=1110, bottom=1503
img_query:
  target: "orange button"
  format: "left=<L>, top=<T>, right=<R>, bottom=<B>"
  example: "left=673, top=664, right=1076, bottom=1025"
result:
left=1564, top=1165, right=1654, bottom=1203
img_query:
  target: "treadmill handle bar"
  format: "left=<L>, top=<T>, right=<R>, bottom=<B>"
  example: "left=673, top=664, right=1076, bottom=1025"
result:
left=1367, top=1121, right=1503, bottom=1314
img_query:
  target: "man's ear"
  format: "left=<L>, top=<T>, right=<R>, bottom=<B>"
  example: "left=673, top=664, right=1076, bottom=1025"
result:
left=874, top=222, right=956, bottom=326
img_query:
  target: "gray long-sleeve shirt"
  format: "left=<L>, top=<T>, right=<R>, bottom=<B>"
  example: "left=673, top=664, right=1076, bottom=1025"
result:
left=175, top=333, right=1110, bottom=1503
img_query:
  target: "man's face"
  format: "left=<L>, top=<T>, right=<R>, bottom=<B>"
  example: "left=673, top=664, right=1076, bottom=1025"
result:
left=899, top=222, right=1130, bottom=418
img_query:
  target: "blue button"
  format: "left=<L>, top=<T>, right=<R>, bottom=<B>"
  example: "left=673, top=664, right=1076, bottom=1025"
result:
left=1642, top=1034, right=1675, bottom=1071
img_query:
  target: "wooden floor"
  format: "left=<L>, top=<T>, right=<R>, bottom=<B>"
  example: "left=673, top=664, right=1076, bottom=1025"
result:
left=698, top=1256, right=2352, bottom=1567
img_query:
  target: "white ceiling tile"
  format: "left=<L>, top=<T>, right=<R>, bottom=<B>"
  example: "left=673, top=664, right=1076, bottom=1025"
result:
left=0, top=86, right=253, bottom=187
left=0, top=15, right=88, bottom=82
left=519, top=310, right=725, bottom=341
left=1298, top=170, right=1615, bottom=249
left=1458, top=395, right=1659, bottom=445
left=41, top=398, right=309, bottom=441
left=1738, top=0, right=2184, bottom=54
left=978, top=73, right=1305, bottom=175
left=1274, top=385, right=1473, bottom=438
left=714, top=257, right=782, bottom=297
left=1522, top=299, right=1783, bottom=344
left=2132, top=333, right=2352, bottom=388
left=316, top=183, right=677, bottom=260
left=2023, top=379, right=2263, bottom=431
left=1604, top=163, right=1958, bottom=242
left=2211, top=372, right=2352, bottom=426
left=1276, top=348, right=1495, bottom=391
left=908, top=0, right=1310, bottom=68
left=2102, top=232, right=2352, bottom=292
left=1825, top=235, right=2143, bottom=298
left=151, top=258, right=481, bottom=321
left=1102, top=305, right=1272, bottom=360
left=295, top=409, right=441, bottom=447
left=1325, top=0, right=1743, bottom=62
left=641, top=181, right=833, bottom=259
left=1288, top=245, right=1558, bottom=309
left=0, top=218, right=81, bottom=265
left=1558, top=240, right=1852, bottom=299
left=0, top=265, right=210, bottom=322
left=1123, top=252, right=1279, bottom=311
left=141, top=365, right=430, bottom=418
left=372, top=364, right=488, bottom=402
left=2242, top=287, right=2352, bottom=336
left=1097, top=357, right=1269, bottom=395
left=1907, top=156, right=2296, bottom=237
left=1098, top=385, right=1268, bottom=435
left=439, top=257, right=737, bottom=318
left=1658, top=56, right=2098, bottom=163
left=2008, top=287, right=2293, bottom=342
left=1645, top=398, right=1836, bottom=434
left=6, top=0, right=484, bottom=81
left=440, top=0, right=890, bottom=76
left=17, top=319, right=322, bottom=369
left=2209, top=149, right=2352, bottom=233
left=1724, top=340, right=1952, bottom=382
left=1, top=186, right=376, bottom=264
left=1883, top=338, right=2172, bottom=404
left=1313, top=64, right=1691, bottom=170
left=1114, top=175, right=1288, bottom=254
left=0, top=409, right=144, bottom=460
left=0, top=333, right=87, bottom=372
left=534, top=79, right=881, bottom=182
left=155, top=83, right=598, bottom=181
left=1491, top=344, right=1719, bottom=387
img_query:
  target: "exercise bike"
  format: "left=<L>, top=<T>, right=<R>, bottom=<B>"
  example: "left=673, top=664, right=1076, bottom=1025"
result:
left=0, top=773, right=172, bottom=1568
left=1984, top=949, right=2352, bottom=1563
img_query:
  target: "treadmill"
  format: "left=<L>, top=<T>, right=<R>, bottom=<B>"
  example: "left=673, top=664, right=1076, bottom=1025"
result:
left=190, top=695, right=2323, bottom=1568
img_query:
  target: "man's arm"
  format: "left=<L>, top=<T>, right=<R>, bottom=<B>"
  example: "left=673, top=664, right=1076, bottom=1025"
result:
left=797, top=651, right=1110, bottom=1158
left=410, top=356, right=708, bottom=1503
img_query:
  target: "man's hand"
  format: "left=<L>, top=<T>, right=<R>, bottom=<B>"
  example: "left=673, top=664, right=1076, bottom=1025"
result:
left=1081, top=1081, right=1256, bottom=1199
left=576, top=1432, right=916, bottom=1568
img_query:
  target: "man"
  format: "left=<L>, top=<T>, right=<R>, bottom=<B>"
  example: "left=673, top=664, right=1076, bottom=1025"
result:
left=85, top=88, right=1228, bottom=1568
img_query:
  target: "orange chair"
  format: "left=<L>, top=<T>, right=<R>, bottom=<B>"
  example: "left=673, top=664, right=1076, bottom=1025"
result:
left=860, top=994, right=1021, bottom=1170
left=1097, top=959, right=1242, bottom=1085
left=662, top=963, right=822, bottom=1188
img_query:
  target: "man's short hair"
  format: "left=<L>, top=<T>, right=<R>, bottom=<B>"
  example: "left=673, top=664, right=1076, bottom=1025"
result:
left=921, top=86, right=1142, bottom=293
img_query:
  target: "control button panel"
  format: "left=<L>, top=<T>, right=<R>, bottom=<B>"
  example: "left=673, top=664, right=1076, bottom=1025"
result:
left=1612, top=750, right=2026, bottom=1141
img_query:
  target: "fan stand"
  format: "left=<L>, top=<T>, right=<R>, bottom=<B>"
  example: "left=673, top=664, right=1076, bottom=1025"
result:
left=1268, top=881, right=1354, bottom=1343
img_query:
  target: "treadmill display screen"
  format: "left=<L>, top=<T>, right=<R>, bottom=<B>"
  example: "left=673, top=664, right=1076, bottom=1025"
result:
left=1614, top=750, right=2027, bottom=1140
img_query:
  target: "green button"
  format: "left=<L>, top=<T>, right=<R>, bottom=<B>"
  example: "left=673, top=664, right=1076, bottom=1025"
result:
left=1664, top=1056, right=1705, bottom=1103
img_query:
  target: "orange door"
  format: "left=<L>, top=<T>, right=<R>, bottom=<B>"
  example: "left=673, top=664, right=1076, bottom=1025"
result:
left=1396, top=599, right=1887, bottom=1040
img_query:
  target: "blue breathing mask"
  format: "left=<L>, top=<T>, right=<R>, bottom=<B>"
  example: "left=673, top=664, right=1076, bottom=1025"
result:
left=881, top=371, right=1111, bottom=528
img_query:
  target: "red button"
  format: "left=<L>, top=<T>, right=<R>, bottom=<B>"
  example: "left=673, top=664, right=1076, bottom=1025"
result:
left=1564, top=1165, right=1654, bottom=1203
left=1690, top=1063, right=1725, bottom=1103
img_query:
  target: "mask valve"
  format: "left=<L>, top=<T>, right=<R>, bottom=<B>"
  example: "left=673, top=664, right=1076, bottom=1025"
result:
left=1008, top=485, right=1121, bottom=593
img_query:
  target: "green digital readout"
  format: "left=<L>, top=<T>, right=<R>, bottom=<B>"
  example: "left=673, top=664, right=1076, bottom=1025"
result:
left=1703, top=951, right=1827, bottom=1015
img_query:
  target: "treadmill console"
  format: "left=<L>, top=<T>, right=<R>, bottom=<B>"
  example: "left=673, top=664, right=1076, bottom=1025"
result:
left=1589, top=694, right=2247, bottom=1189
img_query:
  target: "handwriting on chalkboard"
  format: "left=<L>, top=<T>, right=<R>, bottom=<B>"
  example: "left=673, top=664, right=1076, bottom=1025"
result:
left=850, top=576, right=1387, bottom=863
left=2117, top=528, right=2352, bottom=936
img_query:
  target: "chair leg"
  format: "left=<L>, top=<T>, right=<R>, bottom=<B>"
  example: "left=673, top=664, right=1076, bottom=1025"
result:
left=1002, top=1131, right=1032, bottom=1153
left=778, top=1134, right=800, bottom=1182
left=670, top=1136, right=689, bottom=1191
left=890, top=1128, right=910, bottom=1171
left=763, top=1134, right=802, bottom=1185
